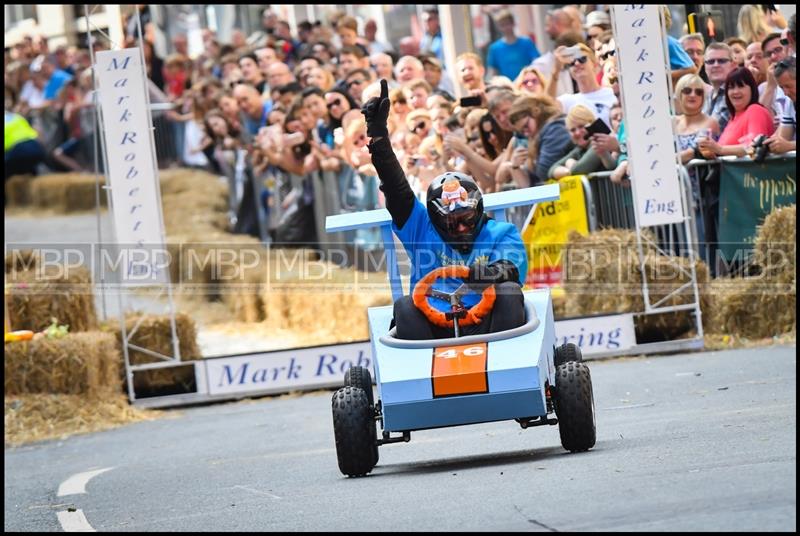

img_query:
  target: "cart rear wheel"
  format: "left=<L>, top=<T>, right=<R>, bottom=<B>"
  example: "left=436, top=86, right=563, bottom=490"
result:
left=554, top=343, right=582, bottom=368
left=344, top=366, right=374, bottom=408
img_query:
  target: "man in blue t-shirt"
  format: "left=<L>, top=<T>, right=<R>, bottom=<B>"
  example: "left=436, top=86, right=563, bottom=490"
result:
left=362, top=80, right=527, bottom=340
left=486, top=10, right=540, bottom=81
left=40, top=54, right=73, bottom=101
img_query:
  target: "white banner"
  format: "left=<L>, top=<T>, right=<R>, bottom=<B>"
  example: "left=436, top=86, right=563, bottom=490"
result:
left=96, top=49, right=168, bottom=285
left=199, top=313, right=636, bottom=397
left=554, top=314, right=636, bottom=357
left=611, top=5, right=685, bottom=227
left=203, top=342, right=372, bottom=396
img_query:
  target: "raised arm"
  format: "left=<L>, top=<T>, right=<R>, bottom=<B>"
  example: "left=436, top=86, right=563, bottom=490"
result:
left=363, top=79, right=416, bottom=229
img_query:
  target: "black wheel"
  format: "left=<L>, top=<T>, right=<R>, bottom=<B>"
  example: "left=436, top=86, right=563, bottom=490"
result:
left=343, top=366, right=379, bottom=463
left=553, top=361, right=596, bottom=453
left=554, top=343, right=582, bottom=368
left=331, top=387, right=378, bottom=477
left=344, top=366, right=374, bottom=408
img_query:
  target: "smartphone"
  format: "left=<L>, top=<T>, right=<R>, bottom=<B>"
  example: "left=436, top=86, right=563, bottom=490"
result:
left=459, top=95, right=482, bottom=107
left=514, top=133, right=528, bottom=149
left=583, top=118, right=612, bottom=140
left=284, top=131, right=305, bottom=147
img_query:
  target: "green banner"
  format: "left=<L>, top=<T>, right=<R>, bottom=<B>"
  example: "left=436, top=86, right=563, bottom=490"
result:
left=718, top=158, right=796, bottom=261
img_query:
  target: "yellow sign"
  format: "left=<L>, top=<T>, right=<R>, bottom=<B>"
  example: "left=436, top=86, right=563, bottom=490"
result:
left=522, top=176, right=589, bottom=288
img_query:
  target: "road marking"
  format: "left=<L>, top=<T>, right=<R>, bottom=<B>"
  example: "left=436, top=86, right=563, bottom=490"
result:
left=57, top=467, right=115, bottom=497
left=231, top=485, right=282, bottom=500
left=602, top=402, right=656, bottom=410
left=56, top=509, right=95, bottom=532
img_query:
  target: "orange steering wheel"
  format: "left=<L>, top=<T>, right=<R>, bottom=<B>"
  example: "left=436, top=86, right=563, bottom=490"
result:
left=412, top=265, right=496, bottom=329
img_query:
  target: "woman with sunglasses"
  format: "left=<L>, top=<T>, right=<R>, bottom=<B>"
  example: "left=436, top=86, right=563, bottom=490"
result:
left=361, top=80, right=528, bottom=340
left=513, top=66, right=545, bottom=96
left=323, top=89, right=356, bottom=132
left=674, top=74, right=720, bottom=164
left=554, top=43, right=617, bottom=130
left=698, top=67, right=774, bottom=159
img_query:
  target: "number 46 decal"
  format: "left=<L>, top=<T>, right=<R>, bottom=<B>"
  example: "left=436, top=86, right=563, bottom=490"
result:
left=435, top=345, right=486, bottom=359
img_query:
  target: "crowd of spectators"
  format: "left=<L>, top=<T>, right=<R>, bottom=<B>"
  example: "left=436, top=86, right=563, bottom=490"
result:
left=4, top=5, right=796, bottom=245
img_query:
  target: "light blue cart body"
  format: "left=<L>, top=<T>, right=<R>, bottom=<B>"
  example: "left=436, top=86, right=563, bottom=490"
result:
left=326, top=184, right=561, bottom=433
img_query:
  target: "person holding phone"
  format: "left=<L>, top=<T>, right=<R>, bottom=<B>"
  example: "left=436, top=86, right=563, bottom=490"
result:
left=504, top=94, right=572, bottom=187
left=361, top=79, right=527, bottom=340
left=548, top=105, right=610, bottom=179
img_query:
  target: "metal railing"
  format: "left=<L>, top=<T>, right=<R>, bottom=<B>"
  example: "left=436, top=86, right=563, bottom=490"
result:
left=585, top=169, right=698, bottom=259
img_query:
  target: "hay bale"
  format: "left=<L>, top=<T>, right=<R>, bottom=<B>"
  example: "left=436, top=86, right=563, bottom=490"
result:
left=28, top=173, right=106, bottom=213
left=706, top=276, right=795, bottom=338
left=6, top=265, right=97, bottom=333
left=104, top=313, right=201, bottom=395
left=167, top=233, right=267, bottom=293
left=4, top=332, right=120, bottom=396
left=562, top=229, right=709, bottom=340
left=221, top=266, right=267, bottom=322
left=552, top=291, right=567, bottom=320
left=261, top=264, right=391, bottom=341
left=160, top=168, right=230, bottom=236
left=121, top=312, right=201, bottom=365
left=753, top=204, right=795, bottom=283
left=562, top=229, right=656, bottom=317
left=5, top=174, right=33, bottom=206
left=4, top=393, right=162, bottom=447
left=703, top=205, right=797, bottom=339
left=5, top=249, right=40, bottom=274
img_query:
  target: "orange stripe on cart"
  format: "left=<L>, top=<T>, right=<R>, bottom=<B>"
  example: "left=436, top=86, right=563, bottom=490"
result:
left=431, top=343, right=488, bottom=397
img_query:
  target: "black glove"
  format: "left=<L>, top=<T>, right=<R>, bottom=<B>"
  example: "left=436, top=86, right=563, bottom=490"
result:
left=468, top=260, right=520, bottom=287
left=361, top=78, right=390, bottom=139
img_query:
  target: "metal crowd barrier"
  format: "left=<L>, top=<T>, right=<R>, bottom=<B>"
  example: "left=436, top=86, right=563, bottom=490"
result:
left=79, top=104, right=180, bottom=172
left=585, top=169, right=697, bottom=258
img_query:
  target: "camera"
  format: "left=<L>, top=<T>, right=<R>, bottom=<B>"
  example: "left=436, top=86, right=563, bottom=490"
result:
left=751, top=134, right=770, bottom=163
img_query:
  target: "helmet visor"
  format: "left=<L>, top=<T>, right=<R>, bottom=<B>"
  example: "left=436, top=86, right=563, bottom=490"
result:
left=443, top=206, right=479, bottom=235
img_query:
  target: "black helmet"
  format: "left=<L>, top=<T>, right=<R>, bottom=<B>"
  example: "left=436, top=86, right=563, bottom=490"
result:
left=426, top=172, right=485, bottom=253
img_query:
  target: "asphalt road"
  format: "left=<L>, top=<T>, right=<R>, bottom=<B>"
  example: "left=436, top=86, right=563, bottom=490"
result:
left=4, top=345, right=796, bottom=532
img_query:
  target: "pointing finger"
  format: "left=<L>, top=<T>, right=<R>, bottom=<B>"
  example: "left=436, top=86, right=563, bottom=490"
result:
left=380, top=79, right=388, bottom=100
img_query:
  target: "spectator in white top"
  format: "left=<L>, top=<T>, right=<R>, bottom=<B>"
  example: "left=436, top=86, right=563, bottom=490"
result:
left=765, top=56, right=796, bottom=153
left=554, top=43, right=617, bottom=128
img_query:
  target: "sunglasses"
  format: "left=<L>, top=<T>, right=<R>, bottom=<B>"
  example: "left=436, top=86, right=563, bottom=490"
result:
left=600, top=49, right=616, bottom=61
left=467, top=134, right=480, bottom=143
left=392, top=97, right=407, bottom=105
left=444, top=208, right=478, bottom=232
left=413, top=121, right=428, bottom=132
left=347, top=79, right=366, bottom=88
left=326, top=98, right=342, bottom=109
left=523, top=78, right=541, bottom=87
left=765, top=45, right=785, bottom=57
left=780, top=38, right=789, bottom=46
left=704, top=58, right=730, bottom=66
left=569, top=55, right=589, bottom=67
left=681, top=87, right=704, bottom=97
